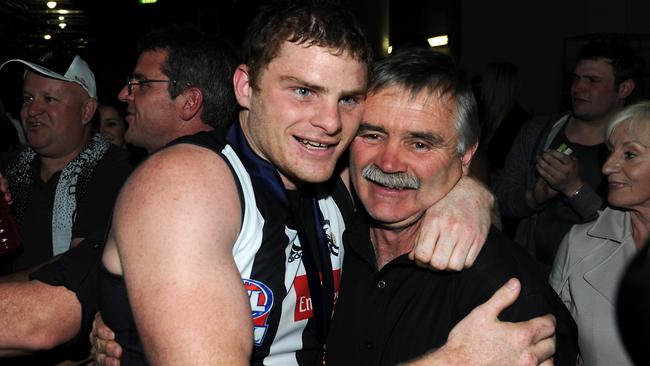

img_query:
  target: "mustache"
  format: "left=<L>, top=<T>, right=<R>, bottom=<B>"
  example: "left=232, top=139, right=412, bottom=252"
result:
left=361, top=164, right=420, bottom=190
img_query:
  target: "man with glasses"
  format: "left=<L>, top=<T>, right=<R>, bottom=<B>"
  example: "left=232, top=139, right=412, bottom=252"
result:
left=0, top=28, right=237, bottom=362
left=0, top=52, right=132, bottom=363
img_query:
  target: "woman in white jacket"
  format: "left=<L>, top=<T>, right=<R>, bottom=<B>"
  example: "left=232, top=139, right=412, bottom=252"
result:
left=550, top=100, right=650, bottom=366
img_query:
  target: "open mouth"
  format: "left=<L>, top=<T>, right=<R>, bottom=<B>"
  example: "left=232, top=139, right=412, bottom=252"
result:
left=296, top=137, right=332, bottom=150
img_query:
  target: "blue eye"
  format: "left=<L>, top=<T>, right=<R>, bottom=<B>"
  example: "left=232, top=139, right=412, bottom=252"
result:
left=340, top=96, right=358, bottom=106
left=294, top=88, right=311, bottom=97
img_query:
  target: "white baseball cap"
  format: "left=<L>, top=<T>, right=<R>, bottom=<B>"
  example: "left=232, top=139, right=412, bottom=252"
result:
left=0, top=52, right=97, bottom=98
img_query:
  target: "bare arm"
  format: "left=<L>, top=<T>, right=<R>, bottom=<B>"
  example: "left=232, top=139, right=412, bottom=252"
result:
left=0, top=280, right=81, bottom=356
left=109, top=144, right=252, bottom=365
left=404, top=279, right=556, bottom=366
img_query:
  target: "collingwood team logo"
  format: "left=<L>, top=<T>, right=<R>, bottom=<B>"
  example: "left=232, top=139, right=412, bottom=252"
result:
left=287, top=220, right=339, bottom=262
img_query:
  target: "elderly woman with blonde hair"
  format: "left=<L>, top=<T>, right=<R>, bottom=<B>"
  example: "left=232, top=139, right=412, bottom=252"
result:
left=550, top=100, right=650, bottom=365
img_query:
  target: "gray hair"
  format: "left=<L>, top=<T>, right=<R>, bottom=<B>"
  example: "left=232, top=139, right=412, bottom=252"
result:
left=606, top=100, right=650, bottom=144
left=369, top=47, right=479, bottom=155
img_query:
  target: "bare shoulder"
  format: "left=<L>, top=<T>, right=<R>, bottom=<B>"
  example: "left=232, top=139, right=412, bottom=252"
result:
left=112, top=142, right=242, bottom=266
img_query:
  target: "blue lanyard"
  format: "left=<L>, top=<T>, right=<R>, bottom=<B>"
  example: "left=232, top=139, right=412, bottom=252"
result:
left=227, top=123, right=335, bottom=345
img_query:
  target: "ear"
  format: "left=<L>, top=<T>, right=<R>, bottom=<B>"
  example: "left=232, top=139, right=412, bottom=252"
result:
left=461, top=142, right=479, bottom=176
left=618, top=79, right=635, bottom=99
left=179, top=87, right=203, bottom=121
left=81, top=98, right=98, bottom=125
left=233, top=64, right=253, bottom=109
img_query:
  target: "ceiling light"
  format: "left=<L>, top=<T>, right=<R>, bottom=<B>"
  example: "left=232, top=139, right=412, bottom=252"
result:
left=58, top=9, right=68, bottom=14
left=59, top=22, right=67, bottom=29
left=58, top=16, right=64, bottom=20
left=139, top=0, right=158, bottom=3
left=44, top=34, right=52, bottom=40
left=46, top=1, right=57, bottom=9
left=427, top=35, right=449, bottom=48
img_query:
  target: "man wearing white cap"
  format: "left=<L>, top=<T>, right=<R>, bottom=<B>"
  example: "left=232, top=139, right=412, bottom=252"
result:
left=0, top=52, right=131, bottom=276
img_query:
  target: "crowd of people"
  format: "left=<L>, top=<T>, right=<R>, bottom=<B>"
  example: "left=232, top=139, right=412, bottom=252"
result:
left=0, top=1, right=647, bottom=365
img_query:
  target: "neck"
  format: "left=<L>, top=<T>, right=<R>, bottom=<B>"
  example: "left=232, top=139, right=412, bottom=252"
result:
left=39, top=131, right=92, bottom=182
left=369, top=221, right=420, bottom=269
left=567, top=110, right=619, bottom=145
left=147, top=121, right=213, bottom=153
left=629, top=209, right=650, bottom=249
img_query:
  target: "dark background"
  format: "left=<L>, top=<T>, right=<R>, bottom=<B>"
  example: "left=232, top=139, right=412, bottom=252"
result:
left=1, top=0, right=649, bottom=118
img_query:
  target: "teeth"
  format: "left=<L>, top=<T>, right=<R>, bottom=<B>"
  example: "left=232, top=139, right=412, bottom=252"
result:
left=299, top=138, right=328, bottom=150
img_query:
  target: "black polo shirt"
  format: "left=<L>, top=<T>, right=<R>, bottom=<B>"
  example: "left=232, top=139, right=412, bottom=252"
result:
left=327, top=211, right=578, bottom=366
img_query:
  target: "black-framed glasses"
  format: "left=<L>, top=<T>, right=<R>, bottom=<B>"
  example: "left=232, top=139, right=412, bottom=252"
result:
left=126, top=76, right=176, bottom=95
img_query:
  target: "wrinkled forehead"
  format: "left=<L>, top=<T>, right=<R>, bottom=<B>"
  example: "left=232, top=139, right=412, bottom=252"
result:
left=365, top=86, right=457, bottom=123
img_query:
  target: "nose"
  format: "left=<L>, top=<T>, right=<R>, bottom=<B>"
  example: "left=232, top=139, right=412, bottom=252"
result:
left=374, top=140, right=407, bottom=174
left=314, top=101, right=342, bottom=135
left=571, top=77, right=588, bottom=94
left=23, top=98, right=43, bottom=118
left=118, top=85, right=131, bottom=102
left=602, top=152, right=620, bottom=175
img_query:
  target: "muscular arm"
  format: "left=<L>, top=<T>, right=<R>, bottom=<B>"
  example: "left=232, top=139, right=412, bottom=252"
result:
left=108, top=144, right=252, bottom=365
left=0, top=280, right=80, bottom=356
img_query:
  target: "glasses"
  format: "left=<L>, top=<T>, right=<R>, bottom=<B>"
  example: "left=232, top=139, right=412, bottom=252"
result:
left=126, top=76, right=176, bottom=95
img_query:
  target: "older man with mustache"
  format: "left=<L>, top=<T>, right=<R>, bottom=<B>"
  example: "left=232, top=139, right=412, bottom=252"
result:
left=327, top=48, right=578, bottom=366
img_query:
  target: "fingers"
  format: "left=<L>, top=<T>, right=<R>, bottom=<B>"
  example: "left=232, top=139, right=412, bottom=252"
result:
left=531, top=335, right=556, bottom=365
left=539, top=358, right=554, bottom=366
left=94, top=312, right=116, bottom=340
left=409, top=228, right=440, bottom=268
left=527, top=314, right=556, bottom=343
left=0, top=175, right=12, bottom=205
left=480, top=278, right=521, bottom=317
left=464, top=237, right=482, bottom=268
left=447, top=236, right=472, bottom=271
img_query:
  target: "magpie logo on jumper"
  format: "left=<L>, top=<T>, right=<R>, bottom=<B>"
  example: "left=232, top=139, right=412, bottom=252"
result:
left=243, top=278, right=274, bottom=346
left=288, top=220, right=340, bottom=263
left=323, top=220, right=340, bottom=257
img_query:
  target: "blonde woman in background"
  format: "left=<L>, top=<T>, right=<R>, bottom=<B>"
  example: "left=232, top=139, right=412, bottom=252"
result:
left=550, top=100, right=650, bottom=366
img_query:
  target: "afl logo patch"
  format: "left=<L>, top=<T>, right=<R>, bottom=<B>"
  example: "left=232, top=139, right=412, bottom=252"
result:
left=243, top=278, right=274, bottom=346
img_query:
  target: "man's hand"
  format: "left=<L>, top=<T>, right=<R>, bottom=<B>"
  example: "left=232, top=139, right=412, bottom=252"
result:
left=410, top=278, right=556, bottom=365
left=90, top=313, right=122, bottom=366
left=526, top=177, right=559, bottom=209
left=0, top=174, right=12, bottom=205
left=409, top=176, right=493, bottom=271
left=536, top=150, right=582, bottom=196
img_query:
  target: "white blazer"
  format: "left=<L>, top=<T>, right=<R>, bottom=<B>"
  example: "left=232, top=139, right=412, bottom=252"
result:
left=550, top=207, right=637, bottom=366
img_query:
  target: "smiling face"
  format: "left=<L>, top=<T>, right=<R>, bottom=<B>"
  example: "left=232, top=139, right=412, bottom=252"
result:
left=20, top=71, right=94, bottom=159
left=350, top=86, right=475, bottom=230
left=98, top=105, right=127, bottom=147
left=238, top=41, right=368, bottom=189
left=571, top=58, right=626, bottom=122
left=602, top=123, right=650, bottom=214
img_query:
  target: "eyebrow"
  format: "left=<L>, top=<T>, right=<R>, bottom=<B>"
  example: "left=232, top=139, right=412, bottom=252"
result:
left=280, top=76, right=328, bottom=94
left=358, top=122, right=386, bottom=134
left=358, top=122, right=446, bottom=147
left=408, top=131, right=446, bottom=147
left=280, top=76, right=367, bottom=97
